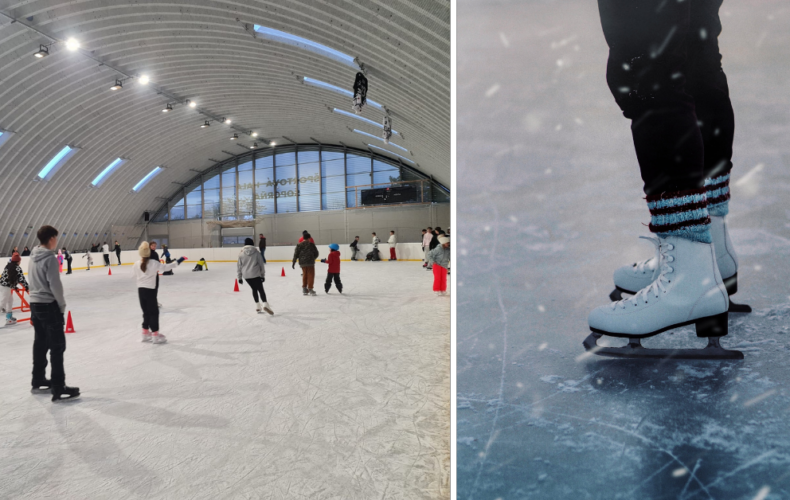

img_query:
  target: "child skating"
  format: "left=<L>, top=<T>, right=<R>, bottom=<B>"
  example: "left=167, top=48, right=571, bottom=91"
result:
left=82, top=251, right=93, bottom=270
left=133, top=242, right=185, bottom=344
left=428, top=235, right=450, bottom=295
left=192, top=258, right=208, bottom=271
left=292, top=233, right=319, bottom=295
left=0, top=253, right=28, bottom=325
left=321, top=244, right=343, bottom=294
left=237, top=238, right=273, bottom=315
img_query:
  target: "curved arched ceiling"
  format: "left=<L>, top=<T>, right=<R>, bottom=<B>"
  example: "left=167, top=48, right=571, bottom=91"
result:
left=0, top=0, right=449, bottom=251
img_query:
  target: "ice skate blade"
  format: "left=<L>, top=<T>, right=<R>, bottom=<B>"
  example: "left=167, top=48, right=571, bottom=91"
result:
left=729, top=301, right=752, bottom=314
left=51, top=393, right=80, bottom=402
left=583, top=333, right=743, bottom=360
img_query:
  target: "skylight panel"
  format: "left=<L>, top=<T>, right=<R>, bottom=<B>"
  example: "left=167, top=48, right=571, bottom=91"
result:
left=303, top=77, right=383, bottom=110
left=91, top=158, right=126, bottom=187
left=132, top=166, right=163, bottom=192
left=367, top=144, right=415, bottom=164
left=253, top=25, right=357, bottom=68
left=333, top=109, right=399, bottom=135
left=37, top=145, right=79, bottom=180
left=353, top=129, right=408, bottom=153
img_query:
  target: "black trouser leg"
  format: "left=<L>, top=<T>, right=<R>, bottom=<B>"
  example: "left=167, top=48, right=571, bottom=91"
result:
left=103, top=254, right=110, bottom=266
left=325, top=273, right=333, bottom=292
left=31, top=302, right=65, bottom=386
left=246, top=277, right=267, bottom=303
left=138, top=288, right=159, bottom=332
left=116, top=251, right=121, bottom=265
left=333, top=273, right=342, bottom=292
left=66, top=258, right=72, bottom=273
left=597, top=0, right=705, bottom=194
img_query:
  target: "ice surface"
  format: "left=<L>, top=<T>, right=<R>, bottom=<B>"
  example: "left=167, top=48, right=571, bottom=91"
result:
left=0, top=262, right=449, bottom=499
left=457, top=0, right=790, bottom=498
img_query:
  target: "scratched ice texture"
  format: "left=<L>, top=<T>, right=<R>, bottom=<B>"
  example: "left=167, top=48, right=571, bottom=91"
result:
left=0, top=262, right=450, bottom=499
left=457, top=0, right=790, bottom=498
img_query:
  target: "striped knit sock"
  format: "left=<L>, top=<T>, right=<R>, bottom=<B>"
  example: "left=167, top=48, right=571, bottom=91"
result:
left=704, top=172, right=731, bottom=217
left=646, top=188, right=712, bottom=243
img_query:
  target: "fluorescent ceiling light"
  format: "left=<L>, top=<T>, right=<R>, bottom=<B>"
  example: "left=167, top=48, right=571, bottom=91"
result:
left=333, top=108, right=398, bottom=135
left=188, top=100, right=196, bottom=108
left=65, top=38, right=80, bottom=51
left=352, top=129, right=408, bottom=152
left=139, top=75, right=149, bottom=85
left=0, top=130, right=13, bottom=150
left=253, top=25, right=357, bottom=68
left=132, top=166, right=162, bottom=192
left=367, top=144, right=415, bottom=164
left=91, top=158, right=126, bottom=186
left=38, top=145, right=79, bottom=180
left=303, top=77, right=383, bottom=110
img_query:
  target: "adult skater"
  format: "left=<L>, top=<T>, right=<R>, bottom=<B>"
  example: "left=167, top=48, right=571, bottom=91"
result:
left=149, top=241, right=163, bottom=308
left=102, top=241, right=110, bottom=266
left=28, top=225, right=79, bottom=401
left=90, top=242, right=98, bottom=253
left=349, top=236, right=361, bottom=261
left=584, top=0, right=745, bottom=359
left=62, top=248, right=72, bottom=274
left=298, top=230, right=315, bottom=244
left=292, top=233, right=319, bottom=296
left=1, top=253, right=28, bottom=325
left=428, top=235, right=450, bottom=295
left=21, top=246, right=30, bottom=256
left=238, top=238, right=273, bottom=315
left=388, top=231, right=397, bottom=261
left=133, top=242, right=185, bottom=344
left=321, top=243, right=343, bottom=293
left=258, top=234, right=267, bottom=264
left=422, top=229, right=433, bottom=268
left=114, top=241, right=121, bottom=265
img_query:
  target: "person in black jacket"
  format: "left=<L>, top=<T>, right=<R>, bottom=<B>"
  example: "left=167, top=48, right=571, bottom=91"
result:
left=349, top=236, right=360, bottom=261
left=61, top=248, right=73, bottom=274
left=113, top=241, right=121, bottom=265
left=21, top=247, right=31, bottom=256
left=149, top=241, right=162, bottom=308
left=258, top=234, right=267, bottom=263
left=427, top=227, right=445, bottom=270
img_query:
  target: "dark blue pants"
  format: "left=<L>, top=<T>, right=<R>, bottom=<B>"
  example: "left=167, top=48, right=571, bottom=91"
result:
left=31, top=302, right=66, bottom=386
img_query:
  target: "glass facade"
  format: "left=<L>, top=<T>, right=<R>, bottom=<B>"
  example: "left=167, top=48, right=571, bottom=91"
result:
left=153, top=146, right=444, bottom=222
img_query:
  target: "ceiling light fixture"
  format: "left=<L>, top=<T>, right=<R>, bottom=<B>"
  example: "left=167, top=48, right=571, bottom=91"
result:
left=251, top=132, right=258, bottom=137
left=188, top=100, right=197, bottom=108
left=200, top=120, right=211, bottom=128
left=34, top=44, right=50, bottom=58
left=250, top=142, right=258, bottom=149
left=139, top=74, right=150, bottom=85
left=230, top=133, right=238, bottom=140
left=65, top=38, right=81, bottom=51
left=162, top=103, right=173, bottom=113
left=110, top=79, right=124, bottom=90
left=222, top=118, right=231, bottom=125
left=270, top=141, right=276, bottom=146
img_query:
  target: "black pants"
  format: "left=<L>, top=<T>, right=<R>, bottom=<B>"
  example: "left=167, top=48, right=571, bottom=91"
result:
left=66, top=257, right=72, bottom=274
left=245, top=277, right=267, bottom=303
left=325, top=273, right=343, bottom=293
left=138, top=288, right=159, bottom=332
left=116, top=250, right=121, bottom=265
left=31, top=302, right=66, bottom=386
left=163, top=257, right=173, bottom=276
left=103, top=254, right=110, bottom=266
left=598, top=0, right=733, bottom=194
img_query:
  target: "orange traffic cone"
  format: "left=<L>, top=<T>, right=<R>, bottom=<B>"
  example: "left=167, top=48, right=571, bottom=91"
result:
left=108, top=268, right=112, bottom=276
left=65, top=311, right=75, bottom=333
left=234, top=279, right=240, bottom=292
left=281, top=267, right=286, bottom=277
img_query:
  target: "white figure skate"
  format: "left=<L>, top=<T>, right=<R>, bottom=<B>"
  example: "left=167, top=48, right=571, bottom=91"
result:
left=262, top=302, right=274, bottom=315
left=141, top=329, right=152, bottom=342
left=256, top=302, right=262, bottom=313
left=152, top=332, right=167, bottom=344
left=585, top=235, right=743, bottom=360
left=609, top=215, right=751, bottom=313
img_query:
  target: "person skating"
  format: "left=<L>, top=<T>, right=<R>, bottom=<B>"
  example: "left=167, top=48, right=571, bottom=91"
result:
left=368, top=232, right=381, bottom=261
left=350, top=236, right=361, bottom=261
left=584, top=0, right=743, bottom=359
left=161, top=245, right=174, bottom=276
left=192, top=258, right=208, bottom=271
left=422, top=228, right=433, bottom=268
left=258, top=234, right=267, bottom=264
left=133, top=242, right=185, bottom=344
left=237, top=238, right=273, bottom=315
left=298, top=230, right=315, bottom=244
left=28, top=225, right=79, bottom=401
left=102, top=242, right=110, bottom=266
left=388, top=231, right=397, bottom=261
left=149, top=241, right=163, bottom=308
left=321, top=244, right=343, bottom=293
left=428, top=235, right=450, bottom=295
left=113, top=241, right=121, bottom=265
left=292, top=233, right=319, bottom=295
left=82, top=251, right=93, bottom=270
left=57, top=249, right=64, bottom=273
left=62, top=248, right=72, bottom=274
left=427, top=227, right=444, bottom=270
left=1, top=253, right=28, bottom=325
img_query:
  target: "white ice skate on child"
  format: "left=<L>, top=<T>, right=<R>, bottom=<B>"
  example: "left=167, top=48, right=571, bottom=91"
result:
left=256, top=302, right=262, bottom=313
left=609, top=215, right=751, bottom=313
left=152, top=332, right=167, bottom=344
left=585, top=235, right=743, bottom=360
left=142, top=329, right=152, bottom=342
left=262, top=302, right=274, bottom=315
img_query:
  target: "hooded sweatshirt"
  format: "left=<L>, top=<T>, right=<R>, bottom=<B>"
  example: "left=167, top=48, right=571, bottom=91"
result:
left=237, top=245, right=266, bottom=280
left=388, top=234, right=397, bottom=245
left=293, top=240, right=319, bottom=267
left=28, top=246, right=67, bottom=312
left=428, top=245, right=450, bottom=269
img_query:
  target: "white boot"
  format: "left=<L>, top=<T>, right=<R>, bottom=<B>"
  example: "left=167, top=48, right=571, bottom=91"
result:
left=613, top=217, right=739, bottom=294
left=262, top=302, right=274, bottom=315
left=141, top=329, right=152, bottom=342
left=256, top=302, right=262, bottom=313
left=590, top=236, right=729, bottom=337
left=152, top=332, right=167, bottom=344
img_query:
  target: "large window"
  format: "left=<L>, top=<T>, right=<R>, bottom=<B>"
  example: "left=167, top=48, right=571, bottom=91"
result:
left=158, top=146, right=442, bottom=221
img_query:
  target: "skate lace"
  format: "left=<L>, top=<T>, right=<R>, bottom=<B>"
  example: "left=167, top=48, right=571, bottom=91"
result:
left=612, top=241, right=675, bottom=310
left=633, top=236, right=660, bottom=273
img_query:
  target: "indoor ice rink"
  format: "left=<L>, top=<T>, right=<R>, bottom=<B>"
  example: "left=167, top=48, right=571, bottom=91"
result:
left=0, top=1, right=450, bottom=498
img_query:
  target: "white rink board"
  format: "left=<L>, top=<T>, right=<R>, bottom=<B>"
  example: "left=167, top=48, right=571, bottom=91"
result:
left=0, top=261, right=450, bottom=499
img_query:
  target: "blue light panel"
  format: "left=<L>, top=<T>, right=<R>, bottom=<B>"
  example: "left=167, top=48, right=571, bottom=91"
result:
left=353, top=129, right=409, bottom=153
left=91, top=158, right=126, bottom=186
left=367, top=144, right=415, bottom=164
left=253, top=25, right=357, bottom=68
left=333, top=109, right=399, bottom=135
left=38, top=145, right=77, bottom=180
left=132, top=166, right=162, bottom=192
left=303, top=77, right=383, bottom=110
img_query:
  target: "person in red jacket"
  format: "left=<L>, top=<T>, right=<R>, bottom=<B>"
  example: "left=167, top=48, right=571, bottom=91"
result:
left=298, top=230, right=315, bottom=244
left=321, top=244, right=343, bottom=294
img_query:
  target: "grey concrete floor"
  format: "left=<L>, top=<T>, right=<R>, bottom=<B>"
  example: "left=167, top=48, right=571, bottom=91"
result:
left=457, top=0, right=790, bottom=498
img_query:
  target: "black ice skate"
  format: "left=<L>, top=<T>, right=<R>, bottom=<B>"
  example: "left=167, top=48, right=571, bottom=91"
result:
left=31, top=379, right=52, bottom=392
left=51, top=385, right=80, bottom=402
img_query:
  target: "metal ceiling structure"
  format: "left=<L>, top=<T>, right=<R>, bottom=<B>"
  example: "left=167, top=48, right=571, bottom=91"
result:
left=0, top=0, right=450, bottom=252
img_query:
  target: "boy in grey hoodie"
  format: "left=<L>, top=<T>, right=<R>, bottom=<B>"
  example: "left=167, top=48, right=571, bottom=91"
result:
left=28, top=225, right=79, bottom=401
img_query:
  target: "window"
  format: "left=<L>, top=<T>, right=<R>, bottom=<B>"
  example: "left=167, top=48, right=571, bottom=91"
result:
left=346, top=154, right=371, bottom=208
left=297, top=150, right=320, bottom=212
left=255, top=154, right=275, bottom=215
left=373, top=159, right=400, bottom=186
left=92, top=158, right=126, bottom=187
left=170, top=198, right=185, bottom=221
left=38, top=145, right=79, bottom=180
left=186, top=185, right=202, bottom=219
left=133, top=167, right=162, bottom=192
left=0, top=130, right=13, bottom=150
left=203, top=174, right=220, bottom=219
left=322, top=150, right=345, bottom=210
left=275, top=149, right=297, bottom=213
left=221, top=168, right=236, bottom=218
left=238, top=160, right=253, bottom=219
